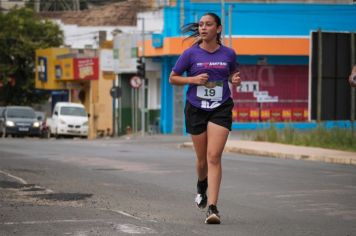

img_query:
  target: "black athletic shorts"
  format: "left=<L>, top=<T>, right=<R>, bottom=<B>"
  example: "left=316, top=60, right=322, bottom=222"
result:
left=184, top=98, right=234, bottom=135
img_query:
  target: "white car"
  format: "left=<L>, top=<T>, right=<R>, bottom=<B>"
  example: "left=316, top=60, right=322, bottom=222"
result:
left=46, top=102, right=88, bottom=138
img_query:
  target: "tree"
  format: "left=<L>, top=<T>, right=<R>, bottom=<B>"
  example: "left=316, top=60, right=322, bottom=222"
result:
left=0, top=7, right=63, bottom=105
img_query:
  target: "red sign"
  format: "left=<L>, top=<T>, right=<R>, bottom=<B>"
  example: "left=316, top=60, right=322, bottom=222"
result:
left=73, top=58, right=99, bottom=80
left=232, top=65, right=309, bottom=122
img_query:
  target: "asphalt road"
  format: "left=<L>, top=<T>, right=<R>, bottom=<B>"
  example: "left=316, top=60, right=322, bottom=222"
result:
left=0, top=135, right=355, bottom=236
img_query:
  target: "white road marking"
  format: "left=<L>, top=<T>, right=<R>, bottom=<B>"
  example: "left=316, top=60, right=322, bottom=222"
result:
left=0, top=170, right=27, bottom=184
left=2, top=220, right=157, bottom=234
left=99, top=208, right=142, bottom=220
left=115, top=224, right=156, bottom=234
left=72, top=231, right=88, bottom=236
left=0, top=170, right=54, bottom=193
left=2, top=219, right=104, bottom=225
left=0, top=171, right=157, bottom=232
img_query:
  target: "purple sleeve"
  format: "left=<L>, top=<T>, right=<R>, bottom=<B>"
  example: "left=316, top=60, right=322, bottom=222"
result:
left=172, top=50, right=191, bottom=75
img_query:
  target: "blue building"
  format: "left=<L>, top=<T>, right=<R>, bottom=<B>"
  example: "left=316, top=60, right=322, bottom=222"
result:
left=139, top=1, right=356, bottom=134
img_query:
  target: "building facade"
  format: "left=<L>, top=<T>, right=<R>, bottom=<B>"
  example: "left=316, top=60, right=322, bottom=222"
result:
left=137, top=1, right=356, bottom=134
left=0, top=0, right=28, bottom=12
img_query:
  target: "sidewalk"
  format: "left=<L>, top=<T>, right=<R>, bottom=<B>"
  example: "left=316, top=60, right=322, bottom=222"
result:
left=181, top=139, right=356, bottom=166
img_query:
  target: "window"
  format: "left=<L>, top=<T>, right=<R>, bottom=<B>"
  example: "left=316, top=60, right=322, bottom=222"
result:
left=60, top=107, right=87, bottom=117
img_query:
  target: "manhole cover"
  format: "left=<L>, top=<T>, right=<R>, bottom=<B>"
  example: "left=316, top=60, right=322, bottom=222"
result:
left=32, top=193, right=93, bottom=201
left=0, top=181, right=34, bottom=189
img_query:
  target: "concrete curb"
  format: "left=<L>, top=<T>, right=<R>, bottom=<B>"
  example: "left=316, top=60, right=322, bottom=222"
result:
left=180, top=142, right=356, bottom=166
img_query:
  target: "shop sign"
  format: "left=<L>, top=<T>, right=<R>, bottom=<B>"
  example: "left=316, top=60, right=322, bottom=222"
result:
left=37, top=57, right=47, bottom=82
left=113, top=33, right=139, bottom=73
left=56, top=58, right=74, bottom=80
left=152, top=33, right=163, bottom=48
left=74, top=58, right=99, bottom=80
left=100, top=49, right=114, bottom=72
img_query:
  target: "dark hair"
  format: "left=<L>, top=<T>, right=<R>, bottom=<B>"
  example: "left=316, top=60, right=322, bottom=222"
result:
left=181, top=12, right=222, bottom=45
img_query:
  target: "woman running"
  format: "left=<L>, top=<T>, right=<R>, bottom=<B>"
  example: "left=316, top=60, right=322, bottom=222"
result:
left=169, top=12, right=241, bottom=224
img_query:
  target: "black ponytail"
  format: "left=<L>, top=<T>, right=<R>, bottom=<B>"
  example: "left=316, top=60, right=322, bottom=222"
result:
left=181, top=12, right=222, bottom=45
left=181, top=22, right=202, bottom=44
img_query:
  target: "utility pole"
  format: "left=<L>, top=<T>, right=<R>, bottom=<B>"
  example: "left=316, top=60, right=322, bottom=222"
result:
left=351, top=33, right=355, bottom=138
left=35, top=0, right=40, bottom=12
left=317, top=29, right=323, bottom=123
left=221, top=0, right=225, bottom=44
left=228, top=5, right=232, bottom=48
left=73, top=0, right=80, bottom=11
left=139, top=17, right=145, bottom=136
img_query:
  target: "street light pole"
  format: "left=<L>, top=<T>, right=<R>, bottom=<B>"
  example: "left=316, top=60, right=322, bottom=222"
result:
left=350, top=33, right=355, bottom=138
left=221, top=0, right=225, bottom=44
left=140, top=17, right=145, bottom=136
left=317, top=29, right=323, bottom=123
left=35, top=0, right=40, bottom=12
left=228, top=4, right=232, bottom=48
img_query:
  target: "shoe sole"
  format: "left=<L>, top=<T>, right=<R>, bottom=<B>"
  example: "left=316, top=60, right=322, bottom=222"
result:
left=205, top=214, right=221, bottom=224
left=196, top=204, right=207, bottom=209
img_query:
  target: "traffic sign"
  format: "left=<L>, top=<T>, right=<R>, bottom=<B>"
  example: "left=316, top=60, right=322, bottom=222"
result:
left=130, top=76, right=142, bottom=89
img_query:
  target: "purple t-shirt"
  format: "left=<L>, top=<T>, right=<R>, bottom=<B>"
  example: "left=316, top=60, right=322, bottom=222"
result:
left=172, top=44, right=238, bottom=111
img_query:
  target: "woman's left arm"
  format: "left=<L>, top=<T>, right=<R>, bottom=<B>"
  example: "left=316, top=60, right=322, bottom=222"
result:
left=229, top=70, right=241, bottom=86
left=349, top=65, right=356, bottom=88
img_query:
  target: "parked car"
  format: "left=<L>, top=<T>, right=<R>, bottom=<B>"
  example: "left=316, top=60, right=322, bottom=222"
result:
left=0, top=106, right=4, bottom=123
left=46, top=102, right=88, bottom=138
left=0, top=106, right=41, bottom=137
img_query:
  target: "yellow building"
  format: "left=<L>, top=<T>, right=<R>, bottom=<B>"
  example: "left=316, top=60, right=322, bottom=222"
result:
left=35, top=47, right=114, bottom=139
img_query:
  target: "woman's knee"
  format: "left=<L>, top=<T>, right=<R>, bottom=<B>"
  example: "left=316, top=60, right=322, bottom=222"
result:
left=207, top=152, right=221, bottom=166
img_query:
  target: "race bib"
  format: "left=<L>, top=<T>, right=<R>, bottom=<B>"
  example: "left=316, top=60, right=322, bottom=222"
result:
left=197, top=81, right=223, bottom=101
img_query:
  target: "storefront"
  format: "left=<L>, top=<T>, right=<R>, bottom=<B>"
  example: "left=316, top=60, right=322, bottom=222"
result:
left=138, top=1, right=356, bottom=134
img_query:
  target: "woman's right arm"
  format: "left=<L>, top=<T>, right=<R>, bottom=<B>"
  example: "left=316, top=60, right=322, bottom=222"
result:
left=169, top=71, right=209, bottom=86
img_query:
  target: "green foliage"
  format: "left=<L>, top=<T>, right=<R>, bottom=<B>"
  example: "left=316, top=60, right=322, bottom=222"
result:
left=263, top=124, right=278, bottom=142
left=0, top=8, right=63, bottom=105
left=253, top=124, right=356, bottom=152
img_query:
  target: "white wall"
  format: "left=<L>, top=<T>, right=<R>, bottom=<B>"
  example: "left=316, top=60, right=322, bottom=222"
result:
left=0, top=0, right=27, bottom=10
left=54, top=20, right=137, bottom=49
left=53, top=9, right=164, bottom=49
left=137, top=9, right=164, bottom=34
left=52, top=11, right=163, bottom=111
left=147, top=72, right=161, bottom=110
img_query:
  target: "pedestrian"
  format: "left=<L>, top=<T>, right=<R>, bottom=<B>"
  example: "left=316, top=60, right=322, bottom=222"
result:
left=349, top=64, right=356, bottom=88
left=169, top=12, right=241, bottom=224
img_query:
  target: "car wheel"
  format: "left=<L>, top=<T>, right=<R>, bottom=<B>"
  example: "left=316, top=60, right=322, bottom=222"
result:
left=55, top=128, right=60, bottom=139
left=47, top=129, right=52, bottom=138
left=45, top=130, right=50, bottom=139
